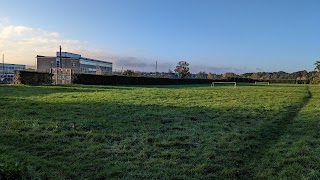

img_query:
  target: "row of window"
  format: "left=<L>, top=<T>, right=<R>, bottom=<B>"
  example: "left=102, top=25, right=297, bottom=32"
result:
left=0, top=74, right=14, bottom=78
left=79, top=59, right=112, bottom=68
left=0, top=68, right=25, bottom=74
left=80, top=67, right=112, bottom=74
left=0, top=67, right=25, bottom=70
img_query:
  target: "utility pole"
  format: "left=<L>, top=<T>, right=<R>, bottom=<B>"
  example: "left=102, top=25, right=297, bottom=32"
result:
left=56, top=46, right=61, bottom=85
left=2, top=54, right=4, bottom=82
left=155, top=60, right=157, bottom=77
left=59, top=45, right=62, bottom=68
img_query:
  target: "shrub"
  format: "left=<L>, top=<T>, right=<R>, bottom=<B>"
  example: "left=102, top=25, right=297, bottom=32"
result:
left=14, top=71, right=53, bottom=85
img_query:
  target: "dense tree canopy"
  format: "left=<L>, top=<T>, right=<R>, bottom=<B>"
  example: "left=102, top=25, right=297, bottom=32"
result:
left=239, top=71, right=313, bottom=83
left=311, top=61, right=320, bottom=84
left=174, top=61, right=190, bottom=78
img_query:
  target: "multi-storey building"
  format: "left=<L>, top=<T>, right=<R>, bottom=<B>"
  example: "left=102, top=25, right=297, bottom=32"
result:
left=0, top=63, right=26, bottom=83
left=37, top=52, right=112, bottom=74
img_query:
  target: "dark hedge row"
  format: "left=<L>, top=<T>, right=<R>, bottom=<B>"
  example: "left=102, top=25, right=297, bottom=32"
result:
left=13, top=71, right=257, bottom=85
left=72, top=74, right=255, bottom=85
left=257, top=79, right=309, bottom=84
left=14, top=71, right=53, bottom=85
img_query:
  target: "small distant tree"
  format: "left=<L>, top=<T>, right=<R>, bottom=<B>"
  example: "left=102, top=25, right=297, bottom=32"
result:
left=300, top=75, right=308, bottom=84
left=134, top=71, right=143, bottom=77
left=250, top=73, right=260, bottom=80
left=196, top=71, right=207, bottom=79
left=217, top=74, right=223, bottom=79
left=222, top=72, right=237, bottom=79
left=122, top=69, right=135, bottom=76
left=174, top=61, right=190, bottom=78
left=207, top=72, right=214, bottom=79
left=96, top=65, right=102, bottom=75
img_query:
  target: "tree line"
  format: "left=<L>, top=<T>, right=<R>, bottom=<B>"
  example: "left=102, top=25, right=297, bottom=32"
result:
left=111, top=61, right=320, bottom=84
left=184, top=61, right=320, bottom=84
left=196, top=70, right=319, bottom=84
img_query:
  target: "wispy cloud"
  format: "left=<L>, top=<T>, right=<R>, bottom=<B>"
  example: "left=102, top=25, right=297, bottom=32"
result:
left=76, top=49, right=159, bottom=72
left=0, top=20, right=252, bottom=73
left=0, top=23, right=84, bottom=66
left=0, top=19, right=172, bottom=71
left=43, top=31, right=60, bottom=38
left=0, top=25, right=33, bottom=40
left=189, top=64, right=255, bottom=74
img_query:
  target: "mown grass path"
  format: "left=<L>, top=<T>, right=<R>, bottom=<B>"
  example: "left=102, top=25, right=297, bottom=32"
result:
left=0, top=84, right=318, bottom=179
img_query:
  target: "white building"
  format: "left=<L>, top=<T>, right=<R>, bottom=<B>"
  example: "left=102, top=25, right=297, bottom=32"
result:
left=0, top=63, right=26, bottom=83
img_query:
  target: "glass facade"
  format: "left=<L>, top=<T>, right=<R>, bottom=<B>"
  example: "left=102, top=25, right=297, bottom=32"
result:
left=79, top=58, right=112, bottom=74
left=80, top=58, right=112, bottom=68
left=0, top=63, right=25, bottom=74
left=57, top=52, right=81, bottom=58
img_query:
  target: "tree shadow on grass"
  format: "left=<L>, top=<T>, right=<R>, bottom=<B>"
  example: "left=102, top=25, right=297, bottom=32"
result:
left=0, top=92, right=311, bottom=179
left=252, top=87, right=320, bottom=179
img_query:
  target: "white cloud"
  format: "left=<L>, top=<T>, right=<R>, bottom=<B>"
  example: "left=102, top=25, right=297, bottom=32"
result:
left=0, top=24, right=85, bottom=66
left=0, top=25, right=33, bottom=40
left=44, top=31, right=60, bottom=38
left=0, top=23, right=159, bottom=71
left=0, top=23, right=251, bottom=73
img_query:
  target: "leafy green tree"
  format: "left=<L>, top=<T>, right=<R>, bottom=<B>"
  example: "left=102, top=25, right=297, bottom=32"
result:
left=311, top=61, right=320, bottom=84
left=315, top=61, right=320, bottom=71
left=174, top=61, right=190, bottom=78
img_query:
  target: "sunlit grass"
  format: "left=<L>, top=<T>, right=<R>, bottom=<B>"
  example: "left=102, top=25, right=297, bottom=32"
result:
left=0, top=84, right=318, bottom=179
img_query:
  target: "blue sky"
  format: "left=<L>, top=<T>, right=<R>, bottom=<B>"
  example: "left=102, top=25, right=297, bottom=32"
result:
left=0, top=0, right=319, bottom=73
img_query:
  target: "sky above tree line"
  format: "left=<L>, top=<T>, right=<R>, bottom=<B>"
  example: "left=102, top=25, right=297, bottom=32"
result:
left=0, top=0, right=319, bottom=74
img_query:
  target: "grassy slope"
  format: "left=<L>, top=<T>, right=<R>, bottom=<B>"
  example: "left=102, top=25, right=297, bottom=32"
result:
left=0, top=84, right=316, bottom=179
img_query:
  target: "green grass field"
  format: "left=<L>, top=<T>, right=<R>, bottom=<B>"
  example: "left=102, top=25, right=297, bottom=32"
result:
left=0, top=83, right=319, bottom=179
